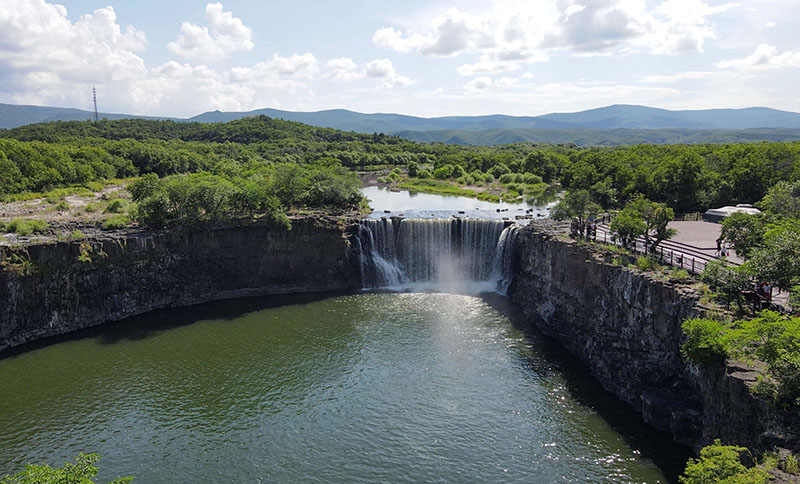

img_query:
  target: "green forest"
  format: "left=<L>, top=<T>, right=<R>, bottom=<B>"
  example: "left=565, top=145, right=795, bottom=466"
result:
left=2, top=116, right=800, bottom=218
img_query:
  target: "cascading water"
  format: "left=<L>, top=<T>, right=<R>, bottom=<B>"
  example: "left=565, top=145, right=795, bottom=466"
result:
left=357, top=218, right=519, bottom=293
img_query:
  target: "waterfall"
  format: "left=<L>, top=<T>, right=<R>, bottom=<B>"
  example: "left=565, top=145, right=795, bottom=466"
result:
left=358, top=218, right=519, bottom=293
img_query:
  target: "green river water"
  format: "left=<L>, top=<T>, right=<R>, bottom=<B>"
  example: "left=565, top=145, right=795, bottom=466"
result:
left=0, top=292, right=690, bottom=483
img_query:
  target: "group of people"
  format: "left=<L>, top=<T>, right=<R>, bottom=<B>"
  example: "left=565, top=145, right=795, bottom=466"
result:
left=755, top=281, right=773, bottom=302
left=569, top=219, right=599, bottom=240
left=715, top=237, right=730, bottom=258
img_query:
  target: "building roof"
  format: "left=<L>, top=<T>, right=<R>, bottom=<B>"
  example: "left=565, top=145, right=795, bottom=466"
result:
left=704, top=205, right=762, bottom=218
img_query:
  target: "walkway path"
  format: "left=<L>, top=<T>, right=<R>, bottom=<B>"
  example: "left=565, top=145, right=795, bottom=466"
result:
left=595, top=218, right=789, bottom=309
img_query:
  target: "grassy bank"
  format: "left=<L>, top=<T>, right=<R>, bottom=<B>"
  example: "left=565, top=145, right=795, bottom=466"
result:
left=397, top=179, right=502, bottom=202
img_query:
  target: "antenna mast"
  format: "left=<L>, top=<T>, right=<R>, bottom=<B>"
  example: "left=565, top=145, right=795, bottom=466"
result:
left=92, top=87, right=98, bottom=122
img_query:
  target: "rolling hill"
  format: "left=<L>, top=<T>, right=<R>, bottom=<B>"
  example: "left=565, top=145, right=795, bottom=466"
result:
left=3, top=102, right=800, bottom=145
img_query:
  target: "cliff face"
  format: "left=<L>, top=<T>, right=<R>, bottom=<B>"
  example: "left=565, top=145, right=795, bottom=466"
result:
left=0, top=218, right=361, bottom=353
left=510, top=221, right=800, bottom=452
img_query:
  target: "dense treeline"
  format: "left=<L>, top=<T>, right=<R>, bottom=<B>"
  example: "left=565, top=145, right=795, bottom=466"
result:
left=129, top=164, right=361, bottom=228
left=3, top=117, right=800, bottom=215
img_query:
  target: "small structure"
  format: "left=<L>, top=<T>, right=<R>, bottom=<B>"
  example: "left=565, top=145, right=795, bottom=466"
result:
left=703, top=204, right=761, bottom=223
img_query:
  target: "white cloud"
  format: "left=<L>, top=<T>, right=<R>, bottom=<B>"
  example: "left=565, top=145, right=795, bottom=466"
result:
left=457, top=55, right=529, bottom=76
left=0, top=0, right=321, bottom=116
left=465, top=76, right=493, bottom=91
left=325, top=57, right=361, bottom=81
left=364, top=59, right=414, bottom=87
left=646, top=0, right=739, bottom=54
left=640, top=71, right=716, bottom=83
left=0, top=0, right=147, bottom=105
left=324, top=57, right=414, bottom=87
left=167, top=2, right=253, bottom=61
left=135, top=61, right=314, bottom=115
left=495, top=77, right=519, bottom=87
left=373, top=0, right=738, bottom=70
left=259, top=52, right=318, bottom=79
left=716, top=44, right=800, bottom=69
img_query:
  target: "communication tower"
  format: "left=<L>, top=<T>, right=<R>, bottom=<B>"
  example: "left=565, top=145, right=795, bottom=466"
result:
left=93, top=87, right=98, bottom=122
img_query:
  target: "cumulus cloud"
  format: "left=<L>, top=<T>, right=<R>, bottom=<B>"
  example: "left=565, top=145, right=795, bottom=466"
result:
left=0, top=0, right=147, bottom=105
left=135, top=61, right=314, bottom=115
left=324, top=57, right=414, bottom=87
left=167, top=2, right=254, bottom=61
left=258, top=52, right=318, bottom=79
left=373, top=0, right=738, bottom=72
left=0, top=0, right=321, bottom=116
left=715, top=44, right=800, bottom=69
left=465, top=76, right=493, bottom=91
left=325, top=57, right=361, bottom=81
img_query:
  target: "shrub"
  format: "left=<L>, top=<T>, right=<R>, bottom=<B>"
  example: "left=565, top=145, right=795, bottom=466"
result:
left=5, top=218, right=49, bottom=236
left=681, top=318, right=729, bottom=364
left=416, top=169, right=433, bottom=179
left=700, top=260, right=751, bottom=309
left=407, top=161, right=419, bottom=178
left=679, top=440, right=768, bottom=484
left=54, top=200, right=70, bottom=211
left=783, top=453, right=799, bottom=474
left=433, top=164, right=454, bottom=180
left=85, top=181, right=105, bottom=192
left=791, top=285, right=800, bottom=314
left=0, top=452, right=133, bottom=484
left=104, top=198, right=127, bottom=213
left=671, top=269, right=690, bottom=281
left=635, top=255, right=658, bottom=271
left=70, top=230, right=86, bottom=240
left=134, top=193, right=170, bottom=228
left=103, top=215, right=131, bottom=230
left=470, top=170, right=485, bottom=182
left=499, top=173, right=516, bottom=184
left=487, top=163, right=510, bottom=178
left=451, top=164, right=466, bottom=179
left=684, top=311, right=800, bottom=405
left=521, top=172, right=543, bottom=185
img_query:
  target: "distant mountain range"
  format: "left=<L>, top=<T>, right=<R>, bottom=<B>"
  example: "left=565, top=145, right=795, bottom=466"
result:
left=3, top=102, right=800, bottom=146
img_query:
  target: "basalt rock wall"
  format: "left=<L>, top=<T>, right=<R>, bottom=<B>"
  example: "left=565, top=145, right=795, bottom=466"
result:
left=510, top=221, right=800, bottom=452
left=0, top=218, right=361, bottom=353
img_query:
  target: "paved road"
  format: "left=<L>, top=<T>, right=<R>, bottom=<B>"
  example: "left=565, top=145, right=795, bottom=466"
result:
left=668, top=221, right=743, bottom=264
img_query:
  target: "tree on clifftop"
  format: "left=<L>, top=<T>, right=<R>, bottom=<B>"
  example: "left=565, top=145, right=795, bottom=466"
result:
left=551, top=189, right=600, bottom=239
left=610, top=195, right=676, bottom=252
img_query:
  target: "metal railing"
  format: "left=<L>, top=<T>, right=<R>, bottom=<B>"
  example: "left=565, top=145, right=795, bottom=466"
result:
left=591, top=225, right=737, bottom=275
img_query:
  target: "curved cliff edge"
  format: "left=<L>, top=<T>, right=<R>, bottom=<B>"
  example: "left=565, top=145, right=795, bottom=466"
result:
left=4, top=215, right=800, bottom=459
left=0, top=216, right=362, bottom=353
left=509, top=220, right=800, bottom=453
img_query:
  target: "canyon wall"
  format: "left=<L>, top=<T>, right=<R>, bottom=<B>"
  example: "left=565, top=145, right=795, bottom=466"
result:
left=0, top=217, right=361, bottom=353
left=510, top=221, right=800, bottom=452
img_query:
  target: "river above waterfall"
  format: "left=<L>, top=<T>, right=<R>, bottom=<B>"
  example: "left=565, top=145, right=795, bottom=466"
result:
left=362, top=186, right=557, bottom=220
left=0, top=292, right=689, bottom=483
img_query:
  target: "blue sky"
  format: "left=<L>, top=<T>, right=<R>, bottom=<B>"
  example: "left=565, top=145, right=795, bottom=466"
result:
left=1, top=0, right=798, bottom=117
